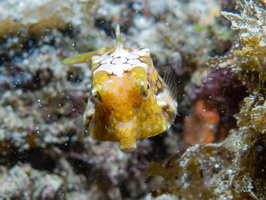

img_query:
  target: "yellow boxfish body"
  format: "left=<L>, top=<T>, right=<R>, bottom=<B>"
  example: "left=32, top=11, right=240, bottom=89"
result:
left=62, top=25, right=177, bottom=152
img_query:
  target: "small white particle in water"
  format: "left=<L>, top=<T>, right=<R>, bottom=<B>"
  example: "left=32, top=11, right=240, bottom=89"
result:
left=257, top=145, right=263, bottom=152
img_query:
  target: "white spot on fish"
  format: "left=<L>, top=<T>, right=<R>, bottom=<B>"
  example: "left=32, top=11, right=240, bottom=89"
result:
left=124, top=53, right=140, bottom=59
left=112, top=57, right=127, bottom=64
left=127, top=59, right=141, bottom=65
left=92, top=55, right=102, bottom=63
left=118, top=121, right=134, bottom=127
left=86, top=108, right=95, bottom=116
left=157, top=101, right=167, bottom=107
left=101, top=57, right=113, bottom=64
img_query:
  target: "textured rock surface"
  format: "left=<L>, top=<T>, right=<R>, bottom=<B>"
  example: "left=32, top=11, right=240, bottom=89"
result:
left=1, top=0, right=264, bottom=199
left=148, top=1, right=266, bottom=199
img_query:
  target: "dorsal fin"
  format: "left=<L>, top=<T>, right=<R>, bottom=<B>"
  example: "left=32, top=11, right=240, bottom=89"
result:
left=116, top=24, right=122, bottom=48
left=112, top=24, right=124, bottom=56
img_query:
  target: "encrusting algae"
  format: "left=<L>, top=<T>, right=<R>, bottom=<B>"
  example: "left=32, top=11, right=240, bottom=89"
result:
left=62, top=25, right=177, bottom=152
left=147, top=0, right=266, bottom=199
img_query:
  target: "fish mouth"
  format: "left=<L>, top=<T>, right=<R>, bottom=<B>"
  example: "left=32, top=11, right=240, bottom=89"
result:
left=119, top=137, right=137, bottom=152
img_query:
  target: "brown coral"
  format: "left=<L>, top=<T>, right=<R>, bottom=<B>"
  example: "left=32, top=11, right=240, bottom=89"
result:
left=220, top=0, right=266, bottom=93
left=148, top=0, right=266, bottom=199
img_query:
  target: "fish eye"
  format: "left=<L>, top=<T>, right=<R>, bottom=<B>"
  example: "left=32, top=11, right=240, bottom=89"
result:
left=135, top=77, right=150, bottom=99
left=142, top=83, right=150, bottom=99
left=92, top=92, right=102, bottom=103
left=91, top=84, right=103, bottom=103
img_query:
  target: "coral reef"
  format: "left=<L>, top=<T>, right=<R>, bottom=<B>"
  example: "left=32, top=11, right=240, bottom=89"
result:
left=220, top=0, right=266, bottom=94
left=185, top=67, right=247, bottom=145
left=1, top=0, right=264, bottom=199
left=148, top=0, right=266, bottom=199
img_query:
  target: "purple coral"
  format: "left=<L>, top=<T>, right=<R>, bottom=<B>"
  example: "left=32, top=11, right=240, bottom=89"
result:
left=187, top=67, right=247, bottom=143
left=190, top=67, right=247, bottom=113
